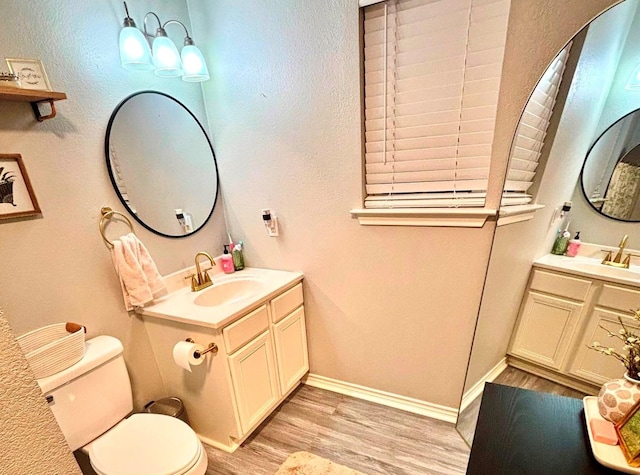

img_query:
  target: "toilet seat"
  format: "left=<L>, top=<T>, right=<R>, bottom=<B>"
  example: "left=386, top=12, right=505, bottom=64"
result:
left=88, top=413, right=205, bottom=475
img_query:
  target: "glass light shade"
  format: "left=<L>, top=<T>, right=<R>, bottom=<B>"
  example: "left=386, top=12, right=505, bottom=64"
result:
left=152, top=36, right=183, bottom=77
left=119, top=26, right=153, bottom=70
left=181, top=45, right=210, bottom=82
left=627, top=64, right=640, bottom=90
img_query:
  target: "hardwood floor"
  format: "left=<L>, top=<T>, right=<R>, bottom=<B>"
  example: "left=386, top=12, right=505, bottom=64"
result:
left=204, top=368, right=586, bottom=474
left=204, top=384, right=470, bottom=475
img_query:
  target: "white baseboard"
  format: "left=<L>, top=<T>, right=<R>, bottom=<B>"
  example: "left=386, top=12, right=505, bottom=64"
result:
left=459, top=357, right=508, bottom=412
left=303, top=373, right=458, bottom=424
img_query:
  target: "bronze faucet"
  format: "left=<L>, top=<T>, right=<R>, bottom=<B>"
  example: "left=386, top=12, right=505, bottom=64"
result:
left=602, top=235, right=630, bottom=268
left=191, top=252, right=215, bottom=291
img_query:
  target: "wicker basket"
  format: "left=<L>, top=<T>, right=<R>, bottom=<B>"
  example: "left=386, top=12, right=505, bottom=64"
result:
left=17, top=322, right=86, bottom=379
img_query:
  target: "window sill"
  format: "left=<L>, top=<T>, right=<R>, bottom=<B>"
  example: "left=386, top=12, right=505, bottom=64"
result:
left=350, top=208, right=497, bottom=228
left=497, top=204, right=545, bottom=227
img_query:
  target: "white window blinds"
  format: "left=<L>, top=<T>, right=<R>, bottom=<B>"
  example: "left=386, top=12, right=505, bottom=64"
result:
left=362, top=0, right=510, bottom=209
left=502, top=45, right=571, bottom=205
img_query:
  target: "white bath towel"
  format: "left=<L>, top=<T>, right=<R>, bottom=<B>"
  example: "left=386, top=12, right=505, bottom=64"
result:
left=110, top=233, right=167, bottom=311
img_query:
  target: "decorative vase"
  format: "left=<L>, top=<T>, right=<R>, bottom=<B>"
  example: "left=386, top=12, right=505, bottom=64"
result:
left=598, top=373, right=640, bottom=423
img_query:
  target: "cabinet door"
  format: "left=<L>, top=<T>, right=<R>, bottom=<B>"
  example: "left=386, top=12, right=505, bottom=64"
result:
left=273, top=306, right=309, bottom=394
left=228, top=331, right=279, bottom=434
left=509, top=291, right=583, bottom=370
left=569, top=307, right=640, bottom=385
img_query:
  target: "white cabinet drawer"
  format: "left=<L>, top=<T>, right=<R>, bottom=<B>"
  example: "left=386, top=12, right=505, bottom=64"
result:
left=270, top=283, right=303, bottom=323
left=530, top=269, right=591, bottom=301
left=596, top=284, right=640, bottom=313
left=223, top=305, right=269, bottom=354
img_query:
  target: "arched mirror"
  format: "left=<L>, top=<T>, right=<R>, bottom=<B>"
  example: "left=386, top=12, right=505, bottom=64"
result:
left=456, top=0, right=640, bottom=447
left=105, top=91, right=219, bottom=237
left=581, top=109, right=640, bottom=221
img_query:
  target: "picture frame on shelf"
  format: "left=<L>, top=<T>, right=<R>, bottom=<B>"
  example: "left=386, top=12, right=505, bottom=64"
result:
left=616, top=398, right=640, bottom=467
left=5, top=58, right=51, bottom=91
left=0, top=154, right=41, bottom=220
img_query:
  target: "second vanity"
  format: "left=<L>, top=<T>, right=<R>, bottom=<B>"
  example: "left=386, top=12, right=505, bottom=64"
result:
left=508, top=253, right=640, bottom=393
left=140, top=267, right=308, bottom=453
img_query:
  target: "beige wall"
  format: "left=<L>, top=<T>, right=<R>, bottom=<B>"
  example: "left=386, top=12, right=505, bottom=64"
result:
left=188, top=0, right=494, bottom=408
left=0, top=309, right=81, bottom=474
left=0, top=0, right=228, bottom=411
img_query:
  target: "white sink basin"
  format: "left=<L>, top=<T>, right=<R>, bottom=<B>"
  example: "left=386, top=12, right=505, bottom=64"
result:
left=140, top=268, right=303, bottom=329
left=194, top=277, right=264, bottom=307
left=560, top=259, right=640, bottom=281
left=534, top=254, right=640, bottom=286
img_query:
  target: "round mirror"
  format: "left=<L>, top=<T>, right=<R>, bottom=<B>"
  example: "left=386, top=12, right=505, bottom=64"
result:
left=581, top=108, right=640, bottom=221
left=105, top=91, right=219, bottom=237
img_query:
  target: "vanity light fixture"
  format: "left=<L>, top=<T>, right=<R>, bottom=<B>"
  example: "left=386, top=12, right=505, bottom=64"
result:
left=119, top=2, right=153, bottom=70
left=118, top=2, right=210, bottom=82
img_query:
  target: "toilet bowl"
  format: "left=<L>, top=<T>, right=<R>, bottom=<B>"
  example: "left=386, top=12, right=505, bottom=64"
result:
left=84, top=414, right=207, bottom=475
left=37, top=335, right=207, bottom=475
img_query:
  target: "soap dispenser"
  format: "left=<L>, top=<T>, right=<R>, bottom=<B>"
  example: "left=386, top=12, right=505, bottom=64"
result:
left=566, top=232, right=582, bottom=257
left=232, top=241, right=245, bottom=271
left=221, top=245, right=235, bottom=274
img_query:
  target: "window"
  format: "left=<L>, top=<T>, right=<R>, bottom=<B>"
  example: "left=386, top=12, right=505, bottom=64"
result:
left=502, top=46, right=571, bottom=205
left=353, top=0, right=511, bottom=226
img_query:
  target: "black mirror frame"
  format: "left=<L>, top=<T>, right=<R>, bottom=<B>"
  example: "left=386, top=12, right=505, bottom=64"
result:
left=104, top=90, right=220, bottom=238
left=580, top=107, right=640, bottom=223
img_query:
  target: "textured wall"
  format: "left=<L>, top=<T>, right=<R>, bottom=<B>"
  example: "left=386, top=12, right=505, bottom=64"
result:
left=188, top=0, right=495, bottom=409
left=0, top=309, right=81, bottom=474
left=0, top=0, right=228, bottom=413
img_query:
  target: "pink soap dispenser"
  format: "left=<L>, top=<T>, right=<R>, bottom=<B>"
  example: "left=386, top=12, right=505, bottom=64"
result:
left=221, top=245, right=235, bottom=274
left=566, top=232, right=582, bottom=257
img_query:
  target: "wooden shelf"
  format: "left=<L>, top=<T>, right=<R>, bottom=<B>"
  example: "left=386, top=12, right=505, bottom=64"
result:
left=0, top=86, right=66, bottom=102
left=0, top=86, right=67, bottom=121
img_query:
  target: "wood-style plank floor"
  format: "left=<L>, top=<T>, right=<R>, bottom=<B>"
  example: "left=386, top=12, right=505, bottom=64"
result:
left=203, top=367, right=585, bottom=474
left=204, top=384, right=470, bottom=475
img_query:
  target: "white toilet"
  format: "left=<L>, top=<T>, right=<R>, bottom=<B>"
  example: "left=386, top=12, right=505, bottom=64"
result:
left=37, top=335, right=207, bottom=475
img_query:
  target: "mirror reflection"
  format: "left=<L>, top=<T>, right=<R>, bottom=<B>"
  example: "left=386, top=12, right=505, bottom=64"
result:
left=457, top=0, right=640, bottom=446
left=105, top=91, right=219, bottom=237
left=582, top=110, right=640, bottom=221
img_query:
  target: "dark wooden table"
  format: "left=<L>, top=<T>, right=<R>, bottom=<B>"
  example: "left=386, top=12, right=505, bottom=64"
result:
left=466, top=383, right=621, bottom=474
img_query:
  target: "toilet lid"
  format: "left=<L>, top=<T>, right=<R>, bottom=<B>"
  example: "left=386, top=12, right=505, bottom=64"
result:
left=89, top=413, right=202, bottom=475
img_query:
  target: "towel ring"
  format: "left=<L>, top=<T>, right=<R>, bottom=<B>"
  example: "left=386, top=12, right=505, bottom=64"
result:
left=99, top=206, right=135, bottom=248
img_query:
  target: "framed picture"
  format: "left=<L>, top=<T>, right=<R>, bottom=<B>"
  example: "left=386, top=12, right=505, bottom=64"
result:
left=0, top=154, right=41, bottom=220
left=5, top=58, right=51, bottom=91
left=616, top=398, right=640, bottom=467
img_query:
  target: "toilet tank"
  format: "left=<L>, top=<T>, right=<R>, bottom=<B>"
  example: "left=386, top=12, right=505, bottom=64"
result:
left=37, top=335, right=133, bottom=451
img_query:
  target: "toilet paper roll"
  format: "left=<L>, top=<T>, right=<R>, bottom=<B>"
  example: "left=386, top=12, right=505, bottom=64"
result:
left=172, top=341, right=205, bottom=372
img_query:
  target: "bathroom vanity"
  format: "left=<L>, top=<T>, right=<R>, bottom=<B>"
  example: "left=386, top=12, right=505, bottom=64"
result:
left=508, top=254, right=640, bottom=393
left=140, top=267, right=308, bottom=452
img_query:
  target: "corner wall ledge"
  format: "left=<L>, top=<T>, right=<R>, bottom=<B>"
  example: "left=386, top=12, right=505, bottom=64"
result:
left=350, top=207, right=497, bottom=228
left=497, top=204, right=545, bottom=227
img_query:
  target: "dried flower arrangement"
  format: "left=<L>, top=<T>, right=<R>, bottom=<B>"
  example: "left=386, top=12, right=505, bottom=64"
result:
left=589, top=308, right=640, bottom=381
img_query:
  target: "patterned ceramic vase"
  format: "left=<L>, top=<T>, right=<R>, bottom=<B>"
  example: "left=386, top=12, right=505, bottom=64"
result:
left=598, top=373, right=640, bottom=423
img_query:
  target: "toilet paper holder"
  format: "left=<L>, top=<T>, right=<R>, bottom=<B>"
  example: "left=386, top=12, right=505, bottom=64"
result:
left=185, top=338, right=218, bottom=359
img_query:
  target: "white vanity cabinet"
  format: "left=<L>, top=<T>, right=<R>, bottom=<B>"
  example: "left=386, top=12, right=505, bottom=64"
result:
left=222, top=283, right=308, bottom=435
left=142, top=273, right=308, bottom=453
left=509, top=270, right=590, bottom=370
left=509, top=267, right=640, bottom=392
left=569, top=285, right=640, bottom=385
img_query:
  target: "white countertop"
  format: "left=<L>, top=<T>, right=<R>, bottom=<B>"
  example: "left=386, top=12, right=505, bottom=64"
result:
left=140, top=267, right=303, bottom=329
left=534, top=254, right=640, bottom=288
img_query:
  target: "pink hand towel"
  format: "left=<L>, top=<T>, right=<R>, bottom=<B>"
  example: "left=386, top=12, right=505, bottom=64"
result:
left=110, top=233, right=167, bottom=311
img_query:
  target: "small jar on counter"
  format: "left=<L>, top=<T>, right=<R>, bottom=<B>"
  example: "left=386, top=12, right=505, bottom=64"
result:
left=0, top=72, right=21, bottom=89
